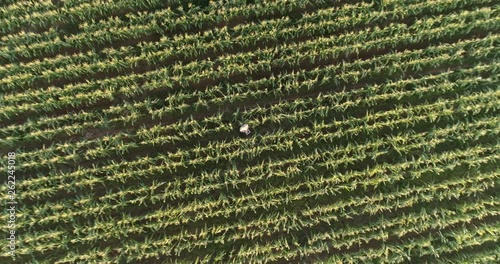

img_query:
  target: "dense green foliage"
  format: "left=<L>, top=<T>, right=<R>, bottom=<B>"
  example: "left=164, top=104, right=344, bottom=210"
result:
left=0, top=0, right=498, bottom=263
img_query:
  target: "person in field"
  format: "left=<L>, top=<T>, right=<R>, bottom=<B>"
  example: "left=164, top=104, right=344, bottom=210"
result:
left=240, top=124, right=251, bottom=136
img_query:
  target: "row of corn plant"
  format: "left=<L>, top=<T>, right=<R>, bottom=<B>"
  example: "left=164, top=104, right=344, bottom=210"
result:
left=12, top=145, right=498, bottom=260
left=2, top=0, right=493, bottom=97
left=9, top=75, right=498, bottom=203
left=9, top=109, right=498, bottom=243
left=7, top=75, right=498, bottom=203
left=117, top=155, right=499, bottom=262
left=6, top=32, right=496, bottom=173
left=1, top=0, right=463, bottom=75
left=11, top=112, right=497, bottom=230
left=324, top=221, right=500, bottom=264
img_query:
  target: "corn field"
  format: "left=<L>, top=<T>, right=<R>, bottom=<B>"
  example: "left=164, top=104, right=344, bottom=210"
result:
left=0, top=0, right=499, bottom=263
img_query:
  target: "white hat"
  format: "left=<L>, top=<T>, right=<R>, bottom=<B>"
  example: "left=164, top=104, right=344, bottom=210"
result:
left=239, top=124, right=251, bottom=135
